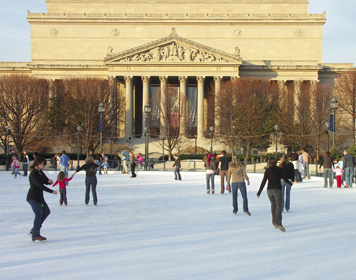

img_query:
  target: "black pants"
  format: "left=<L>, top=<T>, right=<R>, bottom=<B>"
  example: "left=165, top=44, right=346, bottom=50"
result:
left=59, top=188, right=67, bottom=205
left=85, top=176, right=97, bottom=205
left=131, top=163, right=136, bottom=177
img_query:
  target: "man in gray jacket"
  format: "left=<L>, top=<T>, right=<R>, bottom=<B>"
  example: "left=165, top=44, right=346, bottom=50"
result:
left=319, top=151, right=333, bottom=188
left=343, top=150, right=355, bottom=188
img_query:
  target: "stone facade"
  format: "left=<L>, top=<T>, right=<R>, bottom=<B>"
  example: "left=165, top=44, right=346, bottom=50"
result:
left=0, top=0, right=354, bottom=153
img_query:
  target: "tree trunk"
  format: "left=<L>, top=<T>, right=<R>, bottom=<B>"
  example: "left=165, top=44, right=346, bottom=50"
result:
left=245, top=141, right=251, bottom=161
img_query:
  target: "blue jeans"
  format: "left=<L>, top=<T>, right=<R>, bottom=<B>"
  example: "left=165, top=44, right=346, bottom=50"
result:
left=14, top=168, right=21, bottom=178
left=28, top=200, right=50, bottom=238
left=174, top=166, right=181, bottom=180
left=60, top=165, right=69, bottom=185
left=345, top=167, right=354, bottom=186
left=95, top=160, right=102, bottom=174
left=206, top=174, right=215, bottom=191
left=85, top=176, right=98, bottom=205
left=23, top=163, right=28, bottom=176
left=324, top=168, right=333, bottom=187
left=281, top=180, right=292, bottom=211
left=231, top=182, right=248, bottom=213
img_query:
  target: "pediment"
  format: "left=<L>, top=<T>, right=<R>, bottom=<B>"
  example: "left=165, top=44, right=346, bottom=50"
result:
left=105, top=28, right=242, bottom=65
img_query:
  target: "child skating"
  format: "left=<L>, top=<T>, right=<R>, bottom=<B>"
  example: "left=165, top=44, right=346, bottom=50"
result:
left=12, top=156, right=22, bottom=178
left=53, top=171, right=73, bottom=206
left=332, top=166, right=344, bottom=188
left=102, top=158, right=109, bottom=174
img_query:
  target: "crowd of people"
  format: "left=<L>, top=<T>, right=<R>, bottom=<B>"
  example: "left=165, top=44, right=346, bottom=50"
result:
left=4, top=146, right=355, bottom=241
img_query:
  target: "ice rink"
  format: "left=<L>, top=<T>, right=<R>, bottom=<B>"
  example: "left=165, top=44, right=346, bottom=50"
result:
left=0, top=170, right=355, bottom=280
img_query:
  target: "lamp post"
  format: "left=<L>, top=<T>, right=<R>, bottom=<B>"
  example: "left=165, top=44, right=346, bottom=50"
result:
left=5, top=125, right=10, bottom=171
left=76, top=126, right=81, bottom=170
left=209, top=126, right=214, bottom=153
left=161, top=136, right=166, bottom=171
left=274, top=125, right=279, bottom=158
left=325, top=122, right=330, bottom=152
left=98, top=103, right=105, bottom=154
left=194, top=135, right=197, bottom=155
left=330, top=97, right=338, bottom=147
left=144, top=103, right=151, bottom=171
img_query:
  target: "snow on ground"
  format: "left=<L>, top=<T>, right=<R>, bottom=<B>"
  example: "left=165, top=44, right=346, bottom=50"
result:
left=0, top=170, right=355, bottom=280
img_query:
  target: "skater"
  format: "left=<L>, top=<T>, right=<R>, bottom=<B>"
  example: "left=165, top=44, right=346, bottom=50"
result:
left=319, top=151, right=334, bottom=188
left=23, top=151, right=29, bottom=176
left=290, top=150, right=300, bottom=182
left=218, top=150, right=230, bottom=194
left=226, top=156, right=250, bottom=215
left=52, top=171, right=73, bottom=206
left=333, top=166, right=344, bottom=188
left=27, top=157, right=57, bottom=241
left=343, top=150, right=355, bottom=188
left=129, top=151, right=136, bottom=178
left=278, top=154, right=295, bottom=212
left=12, top=156, right=22, bottom=178
left=94, top=151, right=102, bottom=175
left=102, top=158, right=109, bottom=174
left=204, top=153, right=216, bottom=194
left=59, top=150, right=71, bottom=185
left=72, top=157, right=99, bottom=205
left=257, top=157, right=293, bottom=232
left=136, top=153, right=143, bottom=169
left=301, top=149, right=311, bottom=179
left=121, top=149, right=129, bottom=174
left=173, top=154, right=182, bottom=180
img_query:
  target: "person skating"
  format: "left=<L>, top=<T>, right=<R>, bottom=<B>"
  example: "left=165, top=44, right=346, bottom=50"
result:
left=204, top=153, right=216, bottom=194
left=12, top=156, right=22, bottom=178
left=72, top=157, right=99, bottom=205
left=218, top=150, right=230, bottom=194
left=102, top=158, right=109, bottom=174
left=278, top=154, right=295, bottom=212
left=257, top=157, right=293, bottom=232
left=226, top=156, right=250, bottom=215
left=27, top=157, right=57, bottom=241
left=342, top=150, right=355, bottom=188
left=129, top=152, right=137, bottom=178
left=59, top=150, right=71, bottom=185
left=332, top=166, right=344, bottom=188
left=52, top=171, right=73, bottom=206
left=319, top=151, right=334, bottom=188
left=23, top=151, right=29, bottom=176
left=173, top=154, right=182, bottom=180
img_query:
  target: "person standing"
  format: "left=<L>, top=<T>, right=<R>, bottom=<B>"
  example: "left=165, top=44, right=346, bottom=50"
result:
left=59, top=150, right=71, bottom=185
left=94, top=151, right=102, bottom=175
left=218, top=150, right=230, bottom=194
left=72, top=157, right=99, bottom=205
left=301, top=149, right=311, bottom=179
left=278, top=155, right=295, bottom=212
left=319, top=151, right=334, bottom=188
left=129, top=152, right=137, bottom=178
left=173, top=154, right=182, bottom=181
left=257, top=157, right=293, bottom=232
left=332, top=166, right=344, bottom=188
left=136, top=153, right=144, bottom=169
left=101, top=158, right=109, bottom=174
left=336, top=158, right=344, bottom=186
left=23, top=151, right=29, bottom=176
left=342, top=150, right=355, bottom=188
left=204, top=153, right=216, bottom=194
left=226, top=156, right=250, bottom=216
left=27, top=157, right=57, bottom=241
left=52, top=171, right=73, bottom=206
left=121, top=149, right=130, bottom=174
left=290, top=150, right=300, bottom=183
left=12, top=156, right=22, bottom=178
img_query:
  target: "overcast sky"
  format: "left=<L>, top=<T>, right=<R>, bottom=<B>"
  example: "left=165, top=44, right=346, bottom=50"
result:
left=0, top=0, right=355, bottom=65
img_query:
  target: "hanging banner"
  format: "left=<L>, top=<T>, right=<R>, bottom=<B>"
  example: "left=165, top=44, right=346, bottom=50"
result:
left=329, top=115, right=334, bottom=132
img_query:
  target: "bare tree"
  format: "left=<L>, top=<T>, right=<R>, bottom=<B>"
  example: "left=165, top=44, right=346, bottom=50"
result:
left=0, top=75, right=49, bottom=158
left=216, top=78, right=280, bottom=160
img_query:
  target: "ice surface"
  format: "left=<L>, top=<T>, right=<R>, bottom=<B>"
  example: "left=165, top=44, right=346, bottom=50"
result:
left=0, top=171, right=355, bottom=280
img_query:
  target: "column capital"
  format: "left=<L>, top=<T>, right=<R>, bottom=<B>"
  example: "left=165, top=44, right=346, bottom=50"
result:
left=214, top=76, right=223, bottom=83
left=197, top=76, right=205, bottom=84
left=141, top=76, right=150, bottom=83
left=124, top=76, right=133, bottom=83
left=231, top=76, right=239, bottom=81
left=159, top=76, right=168, bottom=84
left=179, top=76, right=188, bottom=84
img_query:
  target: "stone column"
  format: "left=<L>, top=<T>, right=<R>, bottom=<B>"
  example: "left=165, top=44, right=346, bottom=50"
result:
left=124, top=76, right=133, bottom=138
left=142, top=76, right=150, bottom=134
left=197, top=76, right=205, bottom=138
left=160, top=76, right=168, bottom=137
left=48, top=79, right=55, bottom=109
left=293, top=80, right=301, bottom=121
left=214, top=76, right=223, bottom=134
left=179, top=76, right=187, bottom=137
left=278, top=80, right=287, bottom=107
left=109, top=76, right=118, bottom=137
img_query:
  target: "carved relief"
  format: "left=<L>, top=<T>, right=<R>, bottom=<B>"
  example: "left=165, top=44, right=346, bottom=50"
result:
left=50, top=28, right=59, bottom=36
left=295, top=29, right=304, bottom=38
left=118, top=42, right=228, bottom=63
left=111, top=29, right=120, bottom=37
left=234, top=29, right=242, bottom=37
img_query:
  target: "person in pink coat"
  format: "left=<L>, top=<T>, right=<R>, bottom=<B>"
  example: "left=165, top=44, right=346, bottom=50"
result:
left=332, top=166, right=344, bottom=188
left=136, top=153, right=144, bottom=169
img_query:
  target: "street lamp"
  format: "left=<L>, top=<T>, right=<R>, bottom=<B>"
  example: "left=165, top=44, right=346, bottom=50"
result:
left=5, top=125, right=10, bottom=171
left=209, top=126, right=214, bottom=153
left=194, top=135, right=197, bottom=155
left=144, top=103, right=151, bottom=171
left=330, top=97, right=338, bottom=147
left=98, top=102, right=105, bottom=153
left=274, top=125, right=279, bottom=158
left=161, top=136, right=166, bottom=171
left=325, top=122, right=330, bottom=152
left=77, top=126, right=81, bottom=170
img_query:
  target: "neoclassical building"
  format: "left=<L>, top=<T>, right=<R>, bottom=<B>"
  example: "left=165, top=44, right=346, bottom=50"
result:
left=0, top=0, right=353, bottom=148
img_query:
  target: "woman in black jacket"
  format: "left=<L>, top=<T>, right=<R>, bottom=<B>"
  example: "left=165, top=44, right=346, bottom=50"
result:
left=278, top=155, right=295, bottom=212
left=257, top=157, right=293, bottom=232
left=27, top=157, right=57, bottom=241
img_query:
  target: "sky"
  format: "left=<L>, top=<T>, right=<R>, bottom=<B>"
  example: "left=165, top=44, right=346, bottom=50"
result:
left=0, top=0, right=355, bottom=65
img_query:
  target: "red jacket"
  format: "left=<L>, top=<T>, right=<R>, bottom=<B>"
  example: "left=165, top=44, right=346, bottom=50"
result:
left=53, top=177, right=72, bottom=189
